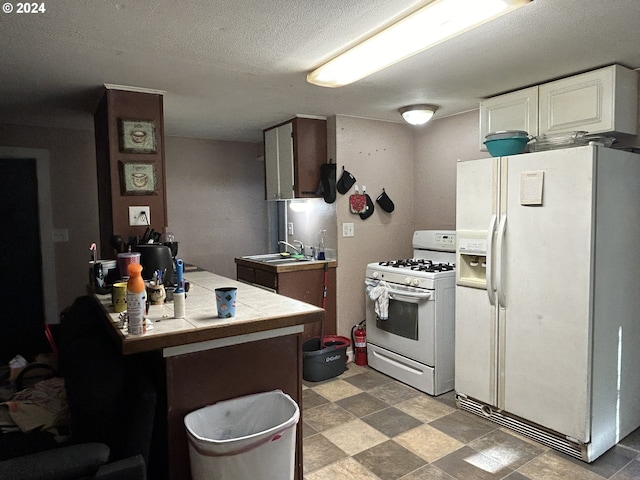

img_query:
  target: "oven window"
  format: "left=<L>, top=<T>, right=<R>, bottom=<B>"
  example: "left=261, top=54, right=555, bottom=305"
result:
left=376, top=299, right=418, bottom=340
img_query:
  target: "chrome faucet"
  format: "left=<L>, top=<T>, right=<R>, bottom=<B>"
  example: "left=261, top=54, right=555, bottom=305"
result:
left=278, top=240, right=304, bottom=255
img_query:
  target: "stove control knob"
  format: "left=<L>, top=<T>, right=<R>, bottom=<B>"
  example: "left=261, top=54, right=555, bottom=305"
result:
left=405, top=277, right=412, bottom=285
left=412, top=278, right=420, bottom=286
left=372, top=271, right=379, bottom=279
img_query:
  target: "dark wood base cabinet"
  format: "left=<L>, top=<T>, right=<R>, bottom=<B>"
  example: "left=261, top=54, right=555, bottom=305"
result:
left=278, top=269, right=336, bottom=340
left=236, top=263, right=336, bottom=341
left=165, top=334, right=303, bottom=480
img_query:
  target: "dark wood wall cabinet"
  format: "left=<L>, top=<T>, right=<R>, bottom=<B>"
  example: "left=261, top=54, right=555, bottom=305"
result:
left=94, top=87, right=167, bottom=259
left=263, top=117, right=327, bottom=200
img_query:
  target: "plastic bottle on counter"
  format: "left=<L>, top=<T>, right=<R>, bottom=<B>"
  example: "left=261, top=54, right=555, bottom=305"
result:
left=126, top=263, right=146, bottom=335
left=173, top=258, right=185, bottom=319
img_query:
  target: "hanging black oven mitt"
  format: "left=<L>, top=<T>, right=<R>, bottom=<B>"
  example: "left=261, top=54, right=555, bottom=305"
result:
left=320, top=162, right=336, bottom=203
left=376, top=189, right=395, bottom=213
left=359, top=193, right=375, bottom=220
left=336, top=166, right=356, bottom=194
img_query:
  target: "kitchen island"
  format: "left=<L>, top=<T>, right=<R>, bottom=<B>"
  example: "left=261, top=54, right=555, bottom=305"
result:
left=93, top=269, right=324, bottom=480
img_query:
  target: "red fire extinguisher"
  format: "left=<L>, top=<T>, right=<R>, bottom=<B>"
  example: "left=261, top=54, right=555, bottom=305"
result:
left=352, top=320, right=367, bottom=366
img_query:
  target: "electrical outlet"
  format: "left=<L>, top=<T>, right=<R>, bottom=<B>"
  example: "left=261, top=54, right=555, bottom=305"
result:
left=52, top=228, right=69, bottom=242
left=288, top=222, right=294, bottom=235
left=342, top=222, right=355, bottom=237
left=129, top=206, right=151, bottom=226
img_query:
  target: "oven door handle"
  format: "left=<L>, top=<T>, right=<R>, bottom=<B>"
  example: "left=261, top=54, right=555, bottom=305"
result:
left=388, top=290, right=432, bottom=301
left=365, top=281, right=432, bottom=301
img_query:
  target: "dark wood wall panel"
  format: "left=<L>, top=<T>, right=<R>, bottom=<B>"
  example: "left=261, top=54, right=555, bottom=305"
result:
left=94, top=88, right=167, bottom=259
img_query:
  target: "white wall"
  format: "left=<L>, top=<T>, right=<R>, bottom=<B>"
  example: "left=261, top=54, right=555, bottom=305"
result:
left=413, top=109, right=490, bottom=230
left=331, top=115, right=418, bottom=339
left=0, top=124, right=100, bottom=311
left=327, top=110, right=490, bottom=338
left=164, top=136, right=267, bottom=279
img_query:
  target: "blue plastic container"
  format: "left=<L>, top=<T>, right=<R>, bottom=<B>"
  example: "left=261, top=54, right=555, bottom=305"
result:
left=484, top=136, right=529, bottom=157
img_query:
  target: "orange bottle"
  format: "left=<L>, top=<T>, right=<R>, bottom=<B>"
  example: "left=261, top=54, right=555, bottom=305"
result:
left=126, top=263, right=146, bottom=335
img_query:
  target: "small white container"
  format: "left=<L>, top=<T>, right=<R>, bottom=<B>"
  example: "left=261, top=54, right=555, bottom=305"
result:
left=174, top=291, right=185, bottom=318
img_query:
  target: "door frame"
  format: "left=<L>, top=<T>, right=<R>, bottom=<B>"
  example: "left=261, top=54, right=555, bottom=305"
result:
left=0, top=147, right=58, bottom=324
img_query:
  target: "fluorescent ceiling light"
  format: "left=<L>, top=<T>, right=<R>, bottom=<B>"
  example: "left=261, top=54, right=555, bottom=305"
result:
left=399, top=104, right=438, bottom=125
left=307, top=0, right=532, bottom=88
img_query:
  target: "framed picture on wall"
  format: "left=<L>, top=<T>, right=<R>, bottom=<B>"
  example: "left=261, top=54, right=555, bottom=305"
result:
left=119, top=161, right=158, bottom=195
left=118, top=119, right=157, bottom=153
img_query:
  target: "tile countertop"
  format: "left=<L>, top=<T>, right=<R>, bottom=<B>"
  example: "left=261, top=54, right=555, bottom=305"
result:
left=93, top=270, right=324, bottom=355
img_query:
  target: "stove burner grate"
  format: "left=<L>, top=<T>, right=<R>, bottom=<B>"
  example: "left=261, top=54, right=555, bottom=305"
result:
left=377, top=259, right=455, bottom=273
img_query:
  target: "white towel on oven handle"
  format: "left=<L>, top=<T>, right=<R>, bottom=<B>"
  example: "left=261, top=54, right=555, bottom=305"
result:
left=365, top=280, right=390, bottom=320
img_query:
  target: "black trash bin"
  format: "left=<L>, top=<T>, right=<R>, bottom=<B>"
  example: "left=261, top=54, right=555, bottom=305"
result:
left=302, top=336, right=350, bottom=382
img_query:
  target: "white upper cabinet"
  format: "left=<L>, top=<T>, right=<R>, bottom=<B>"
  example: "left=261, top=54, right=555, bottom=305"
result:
left=479, top=65, right=638, bottom=150
left=479, top=86, right=539, bottom=150
left=263, top=117, right=327, bottom=200
left=539, top=65, right=638, bottom=136
left=264, top=122, right=294, bottom=200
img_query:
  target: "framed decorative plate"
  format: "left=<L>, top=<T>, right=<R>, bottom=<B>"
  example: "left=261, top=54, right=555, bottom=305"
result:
left=118, top=119, right=157, bottom=153
left=119, top=161, right=157, bottom=195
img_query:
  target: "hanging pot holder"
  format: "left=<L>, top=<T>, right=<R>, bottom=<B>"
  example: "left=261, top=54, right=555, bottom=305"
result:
left=337, top=167, right=356, bottom=194
left=349, top=185, right=367, bottom=214
left=313, top=161, right=336, bottom=203
left=376, top=188, right=395, bottom=213
left=359, top=193, right=375, bottom=220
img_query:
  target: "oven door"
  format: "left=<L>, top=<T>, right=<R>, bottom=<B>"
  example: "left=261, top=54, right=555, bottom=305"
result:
left=365, top=282, right=435, bottom=366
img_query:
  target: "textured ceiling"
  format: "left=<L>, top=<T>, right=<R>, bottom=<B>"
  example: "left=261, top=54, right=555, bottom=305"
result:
left=1, top=0, right=639, bottom=142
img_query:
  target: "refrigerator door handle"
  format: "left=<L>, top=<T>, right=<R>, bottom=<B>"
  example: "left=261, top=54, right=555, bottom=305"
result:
left=496, top=213, right=507, bottom=308
left=486, top=214, right=498, bottom=305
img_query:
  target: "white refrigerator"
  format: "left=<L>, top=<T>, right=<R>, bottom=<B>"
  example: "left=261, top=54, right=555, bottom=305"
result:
left=455, top=145, right=640, bottom=462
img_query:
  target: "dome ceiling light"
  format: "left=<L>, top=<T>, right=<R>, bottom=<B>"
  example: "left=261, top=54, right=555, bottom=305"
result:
left=399, top=104, right=438, bottom=125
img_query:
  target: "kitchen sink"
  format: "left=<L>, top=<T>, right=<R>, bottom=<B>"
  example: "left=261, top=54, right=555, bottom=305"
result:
left=242, top=254, right=284, bottom=261
left=264, top=258, right=312, bottom=264
left=241, top=253, right=314, bottom=265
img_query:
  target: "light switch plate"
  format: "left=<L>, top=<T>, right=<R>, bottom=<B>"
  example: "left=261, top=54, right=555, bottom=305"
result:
left=342, top=222, right=354, bottom=237
left=129, top=206, right=150, bottom=226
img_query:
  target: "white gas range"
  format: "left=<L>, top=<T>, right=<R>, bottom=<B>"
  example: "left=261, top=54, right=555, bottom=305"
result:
left=365, top=230, right=456, bottom=396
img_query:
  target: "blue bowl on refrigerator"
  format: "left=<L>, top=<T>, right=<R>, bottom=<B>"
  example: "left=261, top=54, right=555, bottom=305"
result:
left=484, top=131, right=530, bottom=157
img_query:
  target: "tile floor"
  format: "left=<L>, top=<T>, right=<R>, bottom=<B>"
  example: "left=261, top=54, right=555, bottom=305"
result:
left=302, top=363, right=640, bottom=480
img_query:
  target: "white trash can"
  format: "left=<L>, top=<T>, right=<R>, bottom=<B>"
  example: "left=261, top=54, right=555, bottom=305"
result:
left=184, top=390, right=300, bottom=480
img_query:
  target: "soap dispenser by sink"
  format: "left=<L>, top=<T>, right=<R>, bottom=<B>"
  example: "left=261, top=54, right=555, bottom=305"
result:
left=317, top=230, right=326, bottom=260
